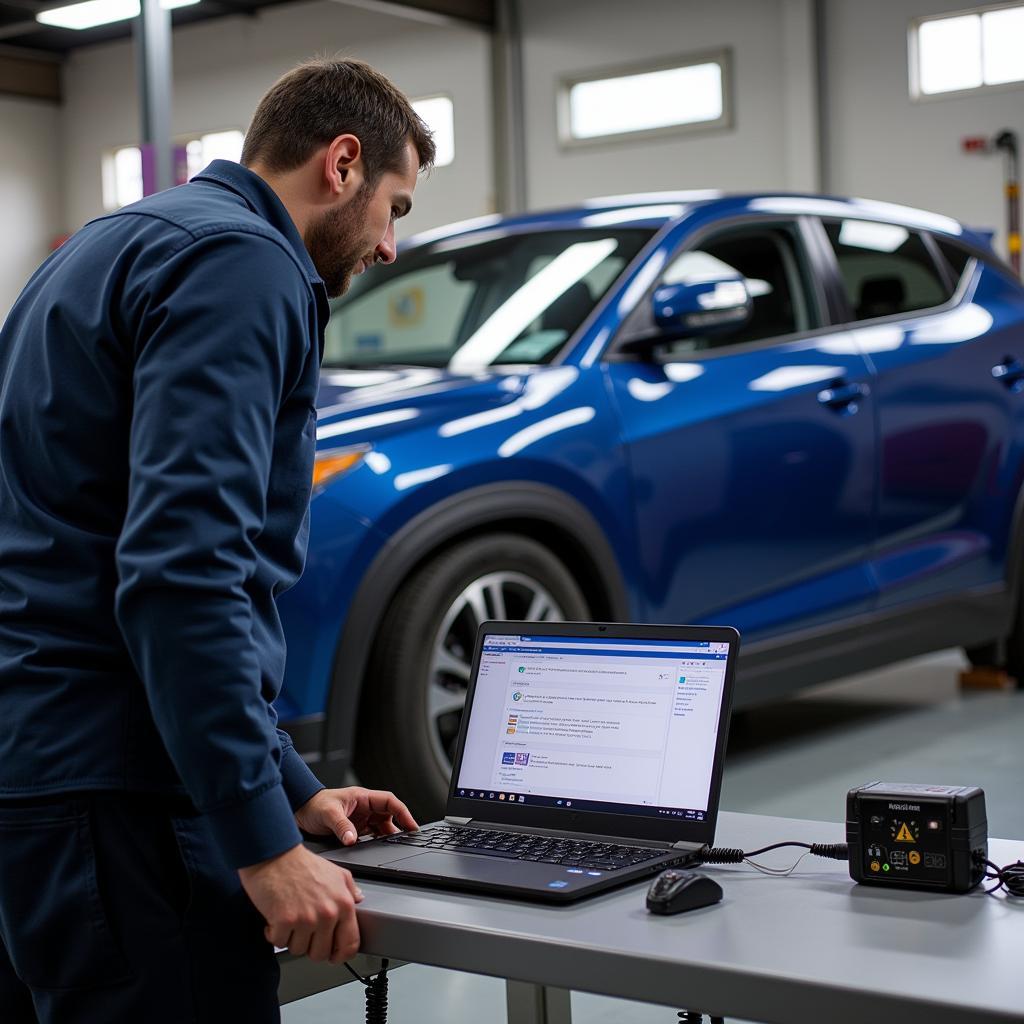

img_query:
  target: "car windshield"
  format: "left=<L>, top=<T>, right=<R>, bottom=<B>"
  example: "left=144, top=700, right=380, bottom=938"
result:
left=323, top=227, right=654, bottom=369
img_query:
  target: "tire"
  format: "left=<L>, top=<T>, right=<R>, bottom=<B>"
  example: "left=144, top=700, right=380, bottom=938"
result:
left=964, top=630, right=1023, bottom=688
left=353, top=533, right=590, bottom=820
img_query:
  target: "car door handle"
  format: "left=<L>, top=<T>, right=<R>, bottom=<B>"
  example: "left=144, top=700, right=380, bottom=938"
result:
left=817, top=381, right=867, bottom=413
left=992, top=359, right=1024, bottom=391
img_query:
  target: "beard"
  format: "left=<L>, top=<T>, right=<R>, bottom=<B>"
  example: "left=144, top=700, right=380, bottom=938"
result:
left=305, top=184, right=373, bottom=298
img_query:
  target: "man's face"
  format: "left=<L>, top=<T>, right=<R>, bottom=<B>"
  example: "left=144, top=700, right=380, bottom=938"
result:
left=306, top=140, right=418, bottom=299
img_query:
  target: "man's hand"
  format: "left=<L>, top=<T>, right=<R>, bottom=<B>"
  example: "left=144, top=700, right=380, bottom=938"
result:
left=239, top=844, right=362, bottom=962
left=295, top=786, right=418, bottom=846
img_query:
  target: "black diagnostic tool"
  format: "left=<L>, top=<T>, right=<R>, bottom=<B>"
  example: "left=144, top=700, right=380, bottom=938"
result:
left=646, top=869, right=723, bottom=915
left=847, top=782, right=988, bottom=893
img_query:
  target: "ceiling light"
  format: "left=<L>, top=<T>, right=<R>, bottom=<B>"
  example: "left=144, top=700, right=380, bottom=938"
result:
left=37, top=0, right=198, bottom=31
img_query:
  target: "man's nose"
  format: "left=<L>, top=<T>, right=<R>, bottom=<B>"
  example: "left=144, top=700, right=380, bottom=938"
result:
left=375, top=223, right=397, bottom=265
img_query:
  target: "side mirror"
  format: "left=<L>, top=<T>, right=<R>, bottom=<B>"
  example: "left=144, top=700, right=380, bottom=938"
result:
left=653, top=277, right=753, bottom=335
left=616, top=274, right=753, bottom=356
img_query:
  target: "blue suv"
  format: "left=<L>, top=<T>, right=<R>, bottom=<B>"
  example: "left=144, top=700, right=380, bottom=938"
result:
left=276, top=191, right=1024, bottom=815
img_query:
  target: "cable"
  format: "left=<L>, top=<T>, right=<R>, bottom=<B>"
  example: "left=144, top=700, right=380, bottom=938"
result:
left=979, top=858, right=1024, bottom=897
left=697, top=841, right=848, bottom=866
left=343, top=958, right=391, bottom=1023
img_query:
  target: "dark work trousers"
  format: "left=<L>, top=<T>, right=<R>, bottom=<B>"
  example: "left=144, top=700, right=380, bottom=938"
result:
left=0, top=792, right=280, bottom=1023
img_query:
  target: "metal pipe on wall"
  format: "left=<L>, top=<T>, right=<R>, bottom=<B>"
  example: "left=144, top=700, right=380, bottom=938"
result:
left=492, top=0, right=527, bottom=214
left=134, top=0, right=174, bottom=195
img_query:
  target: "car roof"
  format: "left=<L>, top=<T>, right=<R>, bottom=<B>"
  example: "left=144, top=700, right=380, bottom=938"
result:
left=403, top=191, right=992, bottom=254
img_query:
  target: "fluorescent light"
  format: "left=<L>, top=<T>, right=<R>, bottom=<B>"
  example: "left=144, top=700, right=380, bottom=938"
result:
left=37, top=0, right=197, bottom=31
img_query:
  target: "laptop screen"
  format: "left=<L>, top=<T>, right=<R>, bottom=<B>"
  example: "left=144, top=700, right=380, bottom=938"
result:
left=454, top=632, right=732, bottom=822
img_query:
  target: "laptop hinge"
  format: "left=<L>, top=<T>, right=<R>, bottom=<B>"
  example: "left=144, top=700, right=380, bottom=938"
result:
left=445, top=816, right=472, bottom=825
left=672, top=840, right=703, bottom=851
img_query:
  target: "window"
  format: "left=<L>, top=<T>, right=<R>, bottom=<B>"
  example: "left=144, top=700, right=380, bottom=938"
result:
left=911, top=4, right=1024, bottom=97
left=185, top=130, right=245, bottom=179
left=411, top=95, right=454, bottom=168
left=559, top=52, right=730, bottom=145
left=934, top=239, right=975, bottom=287
left=101, top=129, right=244, bottom=211
left=324, top=228, right=653, bottom=369
left=651, top=224, right=817, bottom=354
left=823, top=220, right=953, bottom=321
left=102, top=145, right=144, bottom=210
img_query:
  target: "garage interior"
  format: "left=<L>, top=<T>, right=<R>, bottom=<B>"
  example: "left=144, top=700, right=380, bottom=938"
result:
left=2, top=1, right=1024, bottom=1022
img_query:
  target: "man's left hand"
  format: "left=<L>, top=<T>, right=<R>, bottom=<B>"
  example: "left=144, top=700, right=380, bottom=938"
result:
left=295, top=787, right=419, bottom=846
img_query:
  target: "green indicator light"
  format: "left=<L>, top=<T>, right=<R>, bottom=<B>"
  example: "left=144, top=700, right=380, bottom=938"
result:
left=882, top=863, right=890, bottom=872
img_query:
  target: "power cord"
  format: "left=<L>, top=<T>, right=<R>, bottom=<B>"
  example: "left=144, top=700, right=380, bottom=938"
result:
left=977, top=857, right=1024, bottom=897
left=344, top=958, right=391, bottom=1023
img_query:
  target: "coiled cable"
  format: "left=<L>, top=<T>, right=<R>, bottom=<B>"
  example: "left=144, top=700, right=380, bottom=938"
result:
left=344, top=958, right=391, bottom=1023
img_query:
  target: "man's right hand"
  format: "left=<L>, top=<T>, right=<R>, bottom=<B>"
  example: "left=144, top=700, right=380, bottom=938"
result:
left=238, top=844, right=363, bottom=962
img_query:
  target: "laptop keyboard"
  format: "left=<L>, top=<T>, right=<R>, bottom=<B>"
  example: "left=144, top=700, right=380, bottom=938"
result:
left=383, top=825, right=666, bottom=871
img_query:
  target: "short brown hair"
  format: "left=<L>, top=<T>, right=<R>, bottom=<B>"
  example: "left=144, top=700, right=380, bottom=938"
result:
left=241, top=58, right=435, bottom=182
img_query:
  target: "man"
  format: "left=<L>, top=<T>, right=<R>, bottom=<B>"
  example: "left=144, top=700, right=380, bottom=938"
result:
left=0, top=59, right=435, bottom=1022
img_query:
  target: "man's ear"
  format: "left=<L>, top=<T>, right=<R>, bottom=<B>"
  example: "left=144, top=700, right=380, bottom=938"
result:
left=323, top=134, right=363, bottom=197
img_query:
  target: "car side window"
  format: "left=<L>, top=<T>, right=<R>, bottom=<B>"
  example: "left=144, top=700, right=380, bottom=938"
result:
left=934, top=239, right=973, bottom=287
left=659, top=224, right=817, bottom=354
left=822, top=219, right=953, bottom=322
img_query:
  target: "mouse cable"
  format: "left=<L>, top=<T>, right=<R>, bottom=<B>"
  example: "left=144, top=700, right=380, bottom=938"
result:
left=976, top=856, right=1024, bottom=897
left=344, top=958, right=391, bottom=1023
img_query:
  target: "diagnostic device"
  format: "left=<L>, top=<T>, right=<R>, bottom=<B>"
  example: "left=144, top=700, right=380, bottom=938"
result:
left=846, top=782, right=988, bottom=893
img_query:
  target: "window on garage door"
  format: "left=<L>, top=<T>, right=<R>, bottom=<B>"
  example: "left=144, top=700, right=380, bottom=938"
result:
left=822, top=219, right=954, bottom=322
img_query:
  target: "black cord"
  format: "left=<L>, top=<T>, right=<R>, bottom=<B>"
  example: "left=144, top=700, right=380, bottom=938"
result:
left=697, top=841, right=848, bottom=865
left=343, top=958, right=391, bottom=1023
left=980, top=858, right=1024, bottom=897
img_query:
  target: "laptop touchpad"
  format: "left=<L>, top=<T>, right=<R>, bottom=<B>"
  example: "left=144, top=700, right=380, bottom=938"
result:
left=326, top=845, right=430, bottom=868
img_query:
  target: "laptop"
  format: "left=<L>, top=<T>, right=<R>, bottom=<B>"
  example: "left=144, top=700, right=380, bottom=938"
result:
left=322, top=620, right=739, bottom=902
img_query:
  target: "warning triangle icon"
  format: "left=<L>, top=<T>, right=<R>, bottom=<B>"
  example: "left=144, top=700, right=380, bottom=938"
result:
left=895, top=823, right=915, bottom=843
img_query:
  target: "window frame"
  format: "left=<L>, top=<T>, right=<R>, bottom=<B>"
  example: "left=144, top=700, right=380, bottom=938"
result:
left=607, top=214, right=830, bottom=364
left=556, top=49, right=733, bottom=150
left=909, top=2, right=1024, bottom=102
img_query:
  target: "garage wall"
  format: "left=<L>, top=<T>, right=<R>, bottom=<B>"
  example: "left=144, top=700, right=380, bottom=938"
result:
left=824, top=0, right=1024, bottom=254
left=516, top=0, right=819, bottom=210
left=60, top=0, right=493, bottom=239
left=0, top=96, right=64, bottom=322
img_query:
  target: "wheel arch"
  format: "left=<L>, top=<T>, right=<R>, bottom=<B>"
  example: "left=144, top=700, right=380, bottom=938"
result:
left=319, top=482, right=631, bottom=780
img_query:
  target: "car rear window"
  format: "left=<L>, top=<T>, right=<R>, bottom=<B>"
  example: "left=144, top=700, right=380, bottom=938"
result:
left=822, top=219, right=953, bottom=322
left=934, top=239, right=974, bottom=287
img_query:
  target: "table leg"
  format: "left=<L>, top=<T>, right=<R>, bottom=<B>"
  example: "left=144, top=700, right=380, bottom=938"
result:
left=505, top=980, right=572, bottom=1024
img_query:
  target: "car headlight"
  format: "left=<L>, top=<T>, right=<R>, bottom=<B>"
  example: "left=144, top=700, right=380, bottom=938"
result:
left=312, top=447, right=368, bottom=491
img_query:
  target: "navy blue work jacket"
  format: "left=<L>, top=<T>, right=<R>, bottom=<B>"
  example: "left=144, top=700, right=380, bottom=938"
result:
left=0, top=161, right=330, bottom=868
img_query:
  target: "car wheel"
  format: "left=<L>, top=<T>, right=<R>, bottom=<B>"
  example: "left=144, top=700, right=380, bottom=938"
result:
left=964, top=633, right=1024, bottom=687
left=354, top=533, right=590, bottom=820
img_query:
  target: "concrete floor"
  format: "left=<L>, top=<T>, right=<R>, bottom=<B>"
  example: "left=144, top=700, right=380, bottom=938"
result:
left=282, top=647, right=1024, bottom=1024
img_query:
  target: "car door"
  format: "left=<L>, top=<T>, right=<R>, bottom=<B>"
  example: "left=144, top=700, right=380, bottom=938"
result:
left=814, top=218, right=1024, bottom=609
left=604, top=217, right=877, bottom=642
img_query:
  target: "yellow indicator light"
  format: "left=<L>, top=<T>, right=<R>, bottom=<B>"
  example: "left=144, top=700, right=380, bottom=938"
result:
left=312, top=449, right=366, bottom=490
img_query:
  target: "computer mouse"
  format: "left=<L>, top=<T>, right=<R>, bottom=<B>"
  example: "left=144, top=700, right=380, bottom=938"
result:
left=646, top=869, right=723, bottom=915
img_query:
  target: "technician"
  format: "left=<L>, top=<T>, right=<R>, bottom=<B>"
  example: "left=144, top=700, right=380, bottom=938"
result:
left=0, top=59, right=435, bottom=1022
